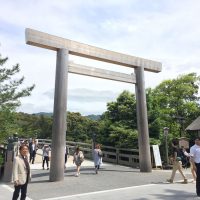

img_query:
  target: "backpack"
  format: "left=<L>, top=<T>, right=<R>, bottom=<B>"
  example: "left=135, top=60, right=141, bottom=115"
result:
left=177, top=148, right=187, bottom=164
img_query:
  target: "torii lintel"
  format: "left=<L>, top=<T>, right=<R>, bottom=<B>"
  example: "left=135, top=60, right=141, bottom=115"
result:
left=25, top=28, right=162, bottom=73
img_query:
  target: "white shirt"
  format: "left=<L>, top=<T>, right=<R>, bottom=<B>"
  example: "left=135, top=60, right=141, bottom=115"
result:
left=42, top=146, right=51, bottom=157
left=190, top=144, right=200, bottom=163
left=183, top=150, right=190, bottom=157
left=32, top=143, right=36, bottom=151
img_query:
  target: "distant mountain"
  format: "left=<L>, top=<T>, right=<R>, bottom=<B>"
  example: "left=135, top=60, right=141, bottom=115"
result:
left=85, top=114, right=101, bottom=121
left=32, top=112, right=101, bottom=120
left=33, top=112, right=53, bottom=117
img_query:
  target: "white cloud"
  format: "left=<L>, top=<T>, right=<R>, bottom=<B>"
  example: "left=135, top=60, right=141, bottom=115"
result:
left=43, top=88, right=119, bottom=102
left=1, top=0, right=200, bottom=115
left=18, top=87, right=120, bottom=115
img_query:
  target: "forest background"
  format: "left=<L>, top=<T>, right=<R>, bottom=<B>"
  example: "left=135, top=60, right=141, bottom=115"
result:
left=1, top=53, right=200, bottom=160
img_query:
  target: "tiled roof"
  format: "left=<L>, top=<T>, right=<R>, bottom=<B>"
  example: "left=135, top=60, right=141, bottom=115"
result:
left=185, top=116, right=200, bottom=131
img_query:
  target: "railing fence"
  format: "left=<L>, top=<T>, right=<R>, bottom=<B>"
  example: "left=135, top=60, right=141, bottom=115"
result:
left=37, top=139, right=140, bottom=168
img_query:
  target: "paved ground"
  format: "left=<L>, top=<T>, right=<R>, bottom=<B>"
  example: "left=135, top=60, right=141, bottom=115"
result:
left=0, top=152, right=199, bottom=200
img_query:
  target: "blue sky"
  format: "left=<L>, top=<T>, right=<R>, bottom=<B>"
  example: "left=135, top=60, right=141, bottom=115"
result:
left=1, top=0, right=200, bottom=115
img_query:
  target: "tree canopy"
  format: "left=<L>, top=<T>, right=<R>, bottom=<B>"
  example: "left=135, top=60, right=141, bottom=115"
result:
left=147, top=73, right=200, bottom=141
left=0, top=54, right=35, bottom=143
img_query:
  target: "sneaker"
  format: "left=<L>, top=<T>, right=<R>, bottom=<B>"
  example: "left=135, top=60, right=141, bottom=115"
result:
left=47, top=168, right=49, bottom=170
left=166, top=179, right=173, bottom=183
left=75, top=173, right=79, bottom=177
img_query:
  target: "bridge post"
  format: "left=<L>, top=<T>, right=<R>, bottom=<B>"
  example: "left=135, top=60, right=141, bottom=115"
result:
left=50, top=49, right=68, bottom=181
left=135, top=67, right=152, bottom=172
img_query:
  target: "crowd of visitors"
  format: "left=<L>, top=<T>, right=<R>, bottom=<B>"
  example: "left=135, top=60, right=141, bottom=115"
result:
left=11, top=135, right=200, bottom=199
left=17, top=139, right=104, bottom=176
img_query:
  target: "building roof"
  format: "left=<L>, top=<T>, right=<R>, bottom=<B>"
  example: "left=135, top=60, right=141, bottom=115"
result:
left=185, top=116, right=200, bottom=131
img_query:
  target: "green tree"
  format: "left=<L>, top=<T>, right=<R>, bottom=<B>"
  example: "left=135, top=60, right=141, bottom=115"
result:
left=108, top=123, right=138, bottom=148
left=33, top=115, right=53, bottom=139
left=0, top=109, right=17, bottom=143
left=99, top=73, right=200, bottom=148
left=106, top=90, right=137, bottom=129
left=147, top=73, right=200, bottom=142
left=14, top=113, right=53, bottom=139
left=66, top=112, right=99, bottom=143
left=99, top=90, right=138, bottom=147
left=0, top=54, right=35, bottom=143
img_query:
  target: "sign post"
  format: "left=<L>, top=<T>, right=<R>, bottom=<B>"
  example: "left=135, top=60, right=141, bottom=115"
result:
left=152, top=145, right=162, bottom=168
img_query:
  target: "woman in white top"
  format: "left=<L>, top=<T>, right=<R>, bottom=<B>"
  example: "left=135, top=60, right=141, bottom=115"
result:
left=42, top=145, right=51, bottom=170
left=93, top=144, right=103, bottom=174
left=73, top=147, right=84, bottom=177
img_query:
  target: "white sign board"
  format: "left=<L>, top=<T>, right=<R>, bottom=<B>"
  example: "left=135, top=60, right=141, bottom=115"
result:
left=152, top=145, right=162, bottom=167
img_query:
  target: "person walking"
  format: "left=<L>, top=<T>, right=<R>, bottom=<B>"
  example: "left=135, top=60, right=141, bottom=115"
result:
left=190, top=137, right=200, bottom=197
left=73, top=147, right=84, bottom=177
left=42, top=144, right=51, bottom=170
left=182, top=146, right=196, bottom=182
left=167, top=139, right=188, bottom=183
left=12, top=144, right=31, bottom=200
left=93, top=144, right=103, bottom=174
left=29, top=139, right=37, bottom=164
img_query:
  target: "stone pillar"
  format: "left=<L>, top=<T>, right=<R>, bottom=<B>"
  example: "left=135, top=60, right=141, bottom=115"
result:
left=3, top=137, right=19, bottom=182
left=134, top=67, right=152, bottom=172
left=3, top=151, right=14, bottom=182
left=50, top=49, right=68, bottom=181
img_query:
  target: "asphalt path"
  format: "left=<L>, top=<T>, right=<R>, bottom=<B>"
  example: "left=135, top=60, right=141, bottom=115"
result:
left=0, top=152, right=199, bottom=200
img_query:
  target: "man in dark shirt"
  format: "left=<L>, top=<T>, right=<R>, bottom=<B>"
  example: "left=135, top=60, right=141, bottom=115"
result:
left=29, top=139, right=37, bottom=164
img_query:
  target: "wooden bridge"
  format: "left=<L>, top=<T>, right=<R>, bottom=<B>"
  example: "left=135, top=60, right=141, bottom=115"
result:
left=37, top=139, right=140, bottom=168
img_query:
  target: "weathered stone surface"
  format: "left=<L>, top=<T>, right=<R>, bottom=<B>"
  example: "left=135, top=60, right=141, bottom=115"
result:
left=68, top=63, right=136, bottom=84
left=26, top=28, right=162, bottom=73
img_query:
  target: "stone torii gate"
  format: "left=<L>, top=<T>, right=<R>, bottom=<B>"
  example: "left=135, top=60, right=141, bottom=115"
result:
left=25, top=28, right=162, bottom=182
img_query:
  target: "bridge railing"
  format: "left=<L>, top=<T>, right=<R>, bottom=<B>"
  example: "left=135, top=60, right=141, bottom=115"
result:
left=37, top=139, right=139, bottom=168
left=102, top=146, right=139, bottom=168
